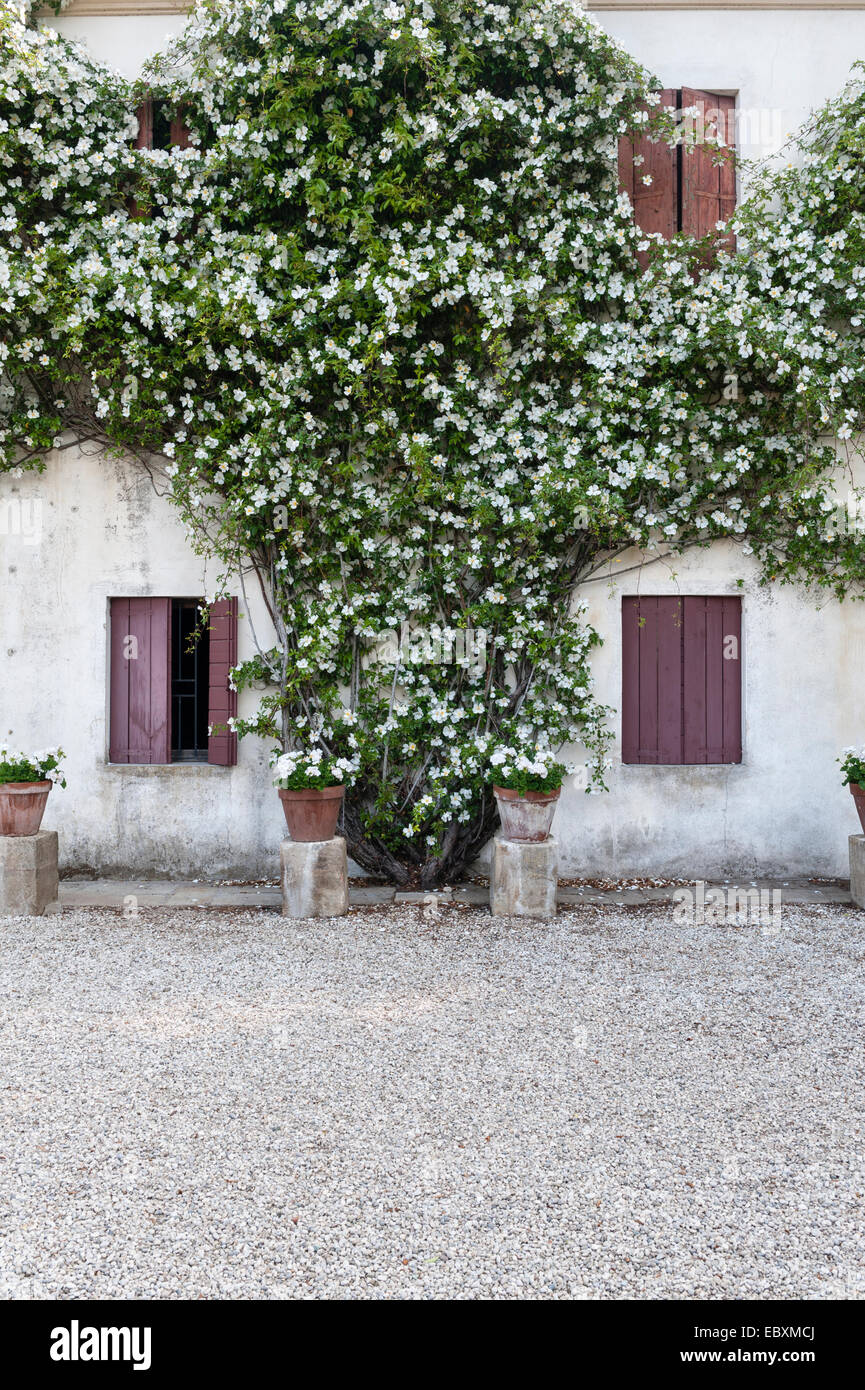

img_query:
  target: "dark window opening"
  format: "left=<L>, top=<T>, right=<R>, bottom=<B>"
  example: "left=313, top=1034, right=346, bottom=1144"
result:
left=171, top=599, right=209, bottom=762
left=151, top=99, right=174, bottom=150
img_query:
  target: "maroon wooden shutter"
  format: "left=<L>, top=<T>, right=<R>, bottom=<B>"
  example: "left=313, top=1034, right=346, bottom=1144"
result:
left=618, top=89, right=678, bottom=247
left=109, top=598, right=171, bottom=763
left=208, top=598, right=238, bottom=766
left=622, top=596, right=684, bottom=763
left=169, top=107, right=191, bottom=149
left=622, top=596, right=742, bottom=765
left=680, top=89, right=736, bottom=251
left=129, top=97, right=153, bottom=219
left=683, top=596, right=742, bottom=763
left=134, top=97, right=153, bottom=150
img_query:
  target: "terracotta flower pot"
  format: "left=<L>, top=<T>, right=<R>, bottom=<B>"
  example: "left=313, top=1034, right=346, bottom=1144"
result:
left=278, top=785, right=345, bottom=842
left=493, top=785, right=560, bottom=843
left=851, top=783, right=865, bottom=835
left=0, top=780, right=52, bottom=836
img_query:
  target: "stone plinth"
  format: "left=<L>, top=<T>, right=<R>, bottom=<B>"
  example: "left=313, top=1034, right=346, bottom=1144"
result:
left=490, top=833, right=558, bottom=920
left=850, top=835, right=865, bottom=910
left=0, top=830, right=59, bottom=917
left=281, top=835, right=349, bottom=919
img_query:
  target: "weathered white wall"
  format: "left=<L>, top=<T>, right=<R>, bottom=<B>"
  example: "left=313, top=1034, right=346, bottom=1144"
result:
left=558, top=535, right=865, bottom=879
left=4, top=446, right=862, bottom=881
left=8, top=8, right=862, bottom=879
left=1, top=452, right=286, bottom=878
left=49, top=15, right=187, bottom=78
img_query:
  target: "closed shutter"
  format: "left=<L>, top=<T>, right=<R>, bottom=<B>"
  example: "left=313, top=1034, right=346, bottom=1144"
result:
left=680, top=89, right=736, bottom=251
left=622, top=596, right=742, bottom=765
left=207, top=598, right=238, bottom=767
left=683, top=596, right=742, bottom=763
left=109, top=597, right=172, bottom=763
left=622, top=596, right=684, bottom=763
left=617, top=89, right=678, bottom=247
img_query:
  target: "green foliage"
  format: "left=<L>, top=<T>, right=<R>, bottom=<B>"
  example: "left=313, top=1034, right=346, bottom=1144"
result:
left=839, top=746, right=865, bottom=789
left=490, top=754, right=567, bottom=796
left=0, top=744, right=66, bottom=787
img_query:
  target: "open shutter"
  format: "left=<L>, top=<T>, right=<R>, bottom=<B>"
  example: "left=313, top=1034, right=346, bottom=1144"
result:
left=622, top=596, right=684, bottom=764
left=680, top=89, right=736, bottom=251
left=135, top=96, right=191, bottom=151
left=618, top=89, right=678, bottom=250
left=130, top=97, right=153, bottom=218
left=169, top=107, right=192, bottom=150
left=109, top=598, right=171, bottom=764
left=683, top=597, right=742, bottom=763
left=134, top=97, right=153, bottom=150
left=208, top=598, right=238, bottom=767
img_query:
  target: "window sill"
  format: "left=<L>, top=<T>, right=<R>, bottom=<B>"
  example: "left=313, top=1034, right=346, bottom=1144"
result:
left=621, top=761, right=744, bottom=769
left=106, top=761, right=229, bottom=772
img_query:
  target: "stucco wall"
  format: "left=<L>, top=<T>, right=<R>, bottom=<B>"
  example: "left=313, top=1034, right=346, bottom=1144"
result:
left=49, top=15, right=188, bottom=77
left=5, top=8, right=863, bottom=879
left=558, top=538, right=865, bottom=878
left=4, top=446, right=863, bottom=881
left=1, top=452, right=286, bottom=878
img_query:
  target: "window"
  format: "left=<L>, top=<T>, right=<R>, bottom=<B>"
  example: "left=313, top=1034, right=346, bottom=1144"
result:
left=108, top=597, right=237, bottom=766
left=129, top=96, right=192, bottom=218
left=171, top=599, right=209, bottom=761
left=621, top=596, right=742, bottom=766
left=618, top=89, right=736, bottom=255
left=134, top=95, right=191, bottom=151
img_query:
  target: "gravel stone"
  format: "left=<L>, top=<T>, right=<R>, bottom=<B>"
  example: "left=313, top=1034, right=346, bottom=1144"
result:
left=1, top=902, right=863, bottom=1300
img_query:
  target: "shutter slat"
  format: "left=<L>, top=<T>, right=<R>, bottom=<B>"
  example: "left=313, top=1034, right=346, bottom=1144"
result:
left=134, top=97, right=153, bottom=150
left=109, top=598, right=131, bottom=763
left=621, top=598, right=641, bottom=764
left=169, top=108, right=191, bottom=149
left=637, top=597, right=660, bottom=764
left=722, top=597, right=743, bottom=762
left=658, top=598, right=684, bottom=763
left=683, top=597, right=708, bottom=764
left=617, top=133, right=635, bottom=203
left=704, top=596, right=725, bottom=762
left=208, top=598, right=238, bottom=767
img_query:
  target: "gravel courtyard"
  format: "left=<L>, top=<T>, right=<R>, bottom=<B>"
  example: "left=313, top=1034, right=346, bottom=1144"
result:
left=1, top=902, right=863, bottom=1300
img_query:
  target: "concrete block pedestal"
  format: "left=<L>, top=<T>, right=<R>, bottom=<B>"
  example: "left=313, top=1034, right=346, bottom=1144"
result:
left=280, top=835, right=349, bottom=918
left=850, top=835, right=865, bottom=910
left=490, top=833, right=558, bottom=920
left=0, top=830, right=59, bottom=916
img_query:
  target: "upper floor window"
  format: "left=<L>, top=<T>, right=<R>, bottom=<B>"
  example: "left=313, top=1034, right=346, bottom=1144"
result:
left=618, top=88, right=736, bottom=255
left=134, top=96, right=191, bottom=151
